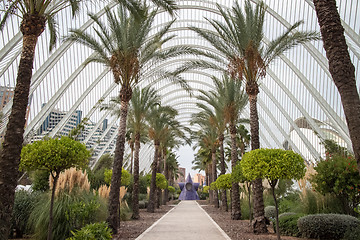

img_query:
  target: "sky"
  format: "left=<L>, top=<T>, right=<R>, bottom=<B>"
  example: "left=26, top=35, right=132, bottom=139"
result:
left=175, top=145, right=204, bottom=178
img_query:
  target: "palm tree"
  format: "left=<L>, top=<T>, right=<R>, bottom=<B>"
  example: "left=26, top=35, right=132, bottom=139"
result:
left=127, top=86, right=160, bottom=219
left=0, top=1, right=83, bottom=237
left=313, top=0, right=360, bottom=175
left=180, top=0, right=319, bottom=232
left=67, top=4, right=191, bottom=231
left=146, top=104, right=180, bottom=212
left=195, top=86, right=228, bottom=211
left=191, top=117, right=219, bottom=208
left=192, top=147, right=212, bottom=189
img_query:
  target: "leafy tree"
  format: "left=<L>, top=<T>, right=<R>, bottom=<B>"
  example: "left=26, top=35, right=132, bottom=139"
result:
left=311, top=148, right=360, bottom=215
left=20, top=137, right=90, bottom=240
left=181, top=0, right=319, bottom=232
left=214, top=174, right=232, bottom=190
left=104, top=168, right=131, bottom=187
left=313, top=0, right=360, bottom=175
left=155, top=173, right=168, bottom=190
left=241, top=149, right=305, bottom=240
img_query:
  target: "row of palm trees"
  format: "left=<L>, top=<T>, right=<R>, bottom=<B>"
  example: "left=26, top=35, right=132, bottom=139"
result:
left=102, top=85, right=188, bottom=219
left=1, top=0, right=360, bottom=238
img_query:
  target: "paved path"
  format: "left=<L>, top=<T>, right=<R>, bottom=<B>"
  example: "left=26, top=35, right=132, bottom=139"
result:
left=136, top=201, right=231, bottom=240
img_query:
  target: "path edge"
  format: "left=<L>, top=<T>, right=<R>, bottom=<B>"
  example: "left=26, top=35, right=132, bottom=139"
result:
left=134, top=203, right=178, bottom=240
left=196, top=201, right=232, bottom=240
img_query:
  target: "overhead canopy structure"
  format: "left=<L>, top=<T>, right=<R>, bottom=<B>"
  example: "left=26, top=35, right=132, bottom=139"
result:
left=0, top=0, right=359, bottom=172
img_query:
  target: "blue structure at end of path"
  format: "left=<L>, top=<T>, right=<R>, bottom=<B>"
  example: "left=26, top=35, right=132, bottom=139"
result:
left=178, top=173, right=200, bottom=200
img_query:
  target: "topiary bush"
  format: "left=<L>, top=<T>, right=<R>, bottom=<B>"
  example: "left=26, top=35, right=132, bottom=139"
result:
left=297, top=214, right=360, bottom=239
left=342, top=224, right=360, bottom=240
left=67, top=222, right=112, bottom=240
left=264, top=206, right=276, bottom=220
left=274, top=213, right=305, bottom=237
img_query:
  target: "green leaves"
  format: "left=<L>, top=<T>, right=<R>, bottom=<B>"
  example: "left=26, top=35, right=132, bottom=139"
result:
left=214, top=174, right=232, bottom=190
left=20, top=136, right=90, bottom=174
left=155, top=173, right=168, bottom=190
left=241, top=148, right=306, bottom=182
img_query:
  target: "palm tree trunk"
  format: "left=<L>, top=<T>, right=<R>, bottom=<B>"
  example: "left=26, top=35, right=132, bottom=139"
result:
left=249, top=94, right=267, bottom=233
left=212, top=150, right=219, bottom=208
left=0, top=14, right=45, bottom=239
left=219, top=136, right=228, bottom=211
left=313, top=0, right=360, bottom=175
left=107, top=90, right=131, bottom=233
left=156, top=151, right=162, bottom=208
left=147, top=141, right=159, bottom=213
left=230, top=123, right=241, bottom=220
left=208, top=164, right=213, bottom=204
left=163, top=151, right=169, bottom=205
left=131, top=133, right=141, bottom=219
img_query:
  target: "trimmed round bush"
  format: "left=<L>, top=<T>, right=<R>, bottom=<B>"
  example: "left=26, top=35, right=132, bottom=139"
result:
left=342, top=225, right=360, bottom=240
left=265, top=206, right=276, bottom=219
left=274, top=213, right=305, bottom=237
left=298, top=214, right=360, bottom=240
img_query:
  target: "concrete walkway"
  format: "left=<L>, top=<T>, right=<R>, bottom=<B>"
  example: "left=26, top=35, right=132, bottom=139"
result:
left=136, top=201, right=231, bottom=240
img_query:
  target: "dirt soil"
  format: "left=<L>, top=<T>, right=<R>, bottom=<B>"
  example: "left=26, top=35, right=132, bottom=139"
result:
left=199, top=200, right=308, bottom=240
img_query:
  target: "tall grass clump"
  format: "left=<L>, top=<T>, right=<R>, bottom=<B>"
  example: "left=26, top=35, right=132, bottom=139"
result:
left=28, top=168, right=107, bottom=240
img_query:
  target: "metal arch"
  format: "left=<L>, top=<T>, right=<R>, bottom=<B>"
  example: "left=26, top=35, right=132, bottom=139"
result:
left=257, top=98, right=308, bottom=163
left=46, top=69, right=110, bottom=138
left=304, top=0, right=360, bottom=49
left=266, top=68, right=327, bottom=141
left=260, top=83, right=321, bottom=160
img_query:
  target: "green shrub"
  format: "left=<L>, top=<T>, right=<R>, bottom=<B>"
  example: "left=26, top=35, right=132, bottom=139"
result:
left=30, top=170, right=50, bottom=192
left=265, top=206, right=276, bottom=219
left=298, top=214, right=360, bottom=239
left=139, top=201, right=148, bottom=209
left=342, top=224, right=360, bottom=240
left=274, top=213, right=305, bottom=237
left=67, top=222, right=112, bottom=240
left=120, top=205, right=132, bottom=221
left=29, top=191, right=107, bottom=240
left=9, top=190, right=40, bottom=238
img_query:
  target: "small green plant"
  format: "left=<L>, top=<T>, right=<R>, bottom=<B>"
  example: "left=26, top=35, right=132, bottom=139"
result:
left=265, top=206, right=276, bottom=219
left=342, top=224, right=360, bottom=240
left=67, top=222, right=112, bottom=240
left=30, top=170, right=50, bottom=192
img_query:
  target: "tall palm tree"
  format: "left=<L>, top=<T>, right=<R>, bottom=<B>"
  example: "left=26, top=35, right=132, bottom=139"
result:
left=146, top=104, right=179, bottom=212
left=195, top=87, right=228, bottom=211
left=0, top=1, right=83, bottom=237
left=67, top=5, right=191, bottom=231
left=127, top=86, right=160, bottom=219
left=313, top=0, right=360, bottom=175
left=191, top=117, right=219, bottom=208
left=180, top=0, right=319, bottom=232
left=192, top=147, right=212, bottom=189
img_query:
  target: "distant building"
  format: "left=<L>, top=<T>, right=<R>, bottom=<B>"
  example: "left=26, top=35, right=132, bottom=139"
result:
left=193, top=173, right=205, bottom=186
left=0, top=86, right=30, bottom=140
left=177, top=167, right=186, bottom=183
